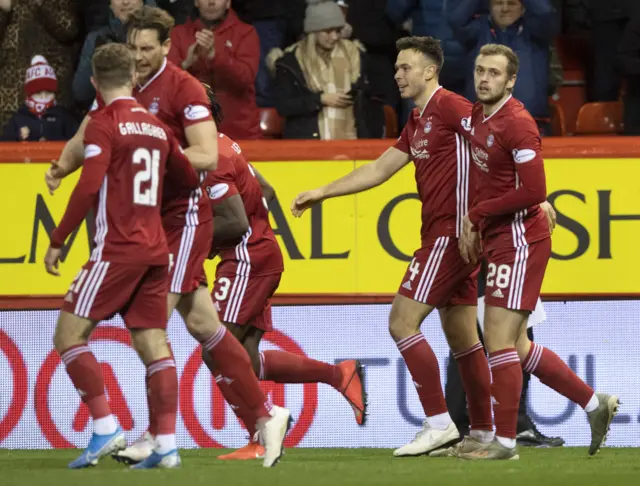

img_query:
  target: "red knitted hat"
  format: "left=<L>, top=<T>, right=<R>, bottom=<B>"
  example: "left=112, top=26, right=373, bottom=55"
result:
left=25, top=55, right=58, bottom=96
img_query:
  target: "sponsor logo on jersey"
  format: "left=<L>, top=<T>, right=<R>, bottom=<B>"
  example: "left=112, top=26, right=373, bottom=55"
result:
left=491, top=288, right=504, bottom=299
left=415, top=139, right=429, bottom=149
left=512, top=148, right=536, bottom=163
left=461, top=116, right=472, bottom=132
left=402, top=280, right=412, bottom=291
left=184, top=104, right=210, bottom=121
left=487, top=134, right=495, bottom=147
left=206, top=183, right=230, bottom=200
left=424, top=121, right=432, bottom=133
left=410, top=147, right=430, bottom=160
left=471, top=146, right=489, bottom=172
left=84, top=144, right=102, bottom=159
left=149, top=97, right=160, bottom=115
left=90, top=99, right=99, bottom=112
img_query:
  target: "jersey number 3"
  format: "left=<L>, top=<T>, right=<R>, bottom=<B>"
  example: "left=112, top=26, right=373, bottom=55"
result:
left=133, top=148, right=160, bottom=206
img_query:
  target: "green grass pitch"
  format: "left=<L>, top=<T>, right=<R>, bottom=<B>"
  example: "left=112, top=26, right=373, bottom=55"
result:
left=1, top=448, right=639, bottom=486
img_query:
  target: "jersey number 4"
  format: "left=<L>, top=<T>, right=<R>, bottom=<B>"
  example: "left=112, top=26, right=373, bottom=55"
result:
left=133, top=148, right=160, bottom=206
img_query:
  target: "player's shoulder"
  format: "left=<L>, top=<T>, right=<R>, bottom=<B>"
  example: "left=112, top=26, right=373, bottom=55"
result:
left=218, top=132, right=243, bottom=157
left=469, top=102, right=484, bottom=124
left=438, top=88, right=471, bottom=106
left=167, top=61, right=206, bottom=92
left=503, top=98, right=539, bottom=135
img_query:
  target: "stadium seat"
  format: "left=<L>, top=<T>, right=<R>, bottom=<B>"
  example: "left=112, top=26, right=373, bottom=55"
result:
left=259, top=108, right=284, bottom=139
left=574, top=102, right=624, bottom=135
left=549, top=102, right=566, bottom=136
left=383, top=105, right=399, bottom=138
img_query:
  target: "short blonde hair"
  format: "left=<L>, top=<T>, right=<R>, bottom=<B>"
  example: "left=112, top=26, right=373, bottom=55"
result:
left=92, top=43, right=135, bottom=89
left=478, top=44, right=519, bottom=77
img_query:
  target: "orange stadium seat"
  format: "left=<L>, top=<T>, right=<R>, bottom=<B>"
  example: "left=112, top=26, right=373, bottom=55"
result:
left=574, top=101, right=624, bottom=135
left=259, top=108, right=284, bottom=139
left=383, top=105, right=399, bottom=138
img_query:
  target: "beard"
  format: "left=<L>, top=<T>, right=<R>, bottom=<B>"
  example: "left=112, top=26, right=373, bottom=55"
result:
left=476, top=86, right=509, bottom=105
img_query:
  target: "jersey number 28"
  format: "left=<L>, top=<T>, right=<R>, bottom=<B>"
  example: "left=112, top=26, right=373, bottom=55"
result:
left=133, top=148, right=160, bottom=206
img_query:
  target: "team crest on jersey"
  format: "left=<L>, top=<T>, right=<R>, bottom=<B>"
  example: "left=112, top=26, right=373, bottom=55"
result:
left=486, top=134, right=495, bottom=147
left=149, top=97, right=160, bottom=115
left=424, top=121, right=432, bottom=133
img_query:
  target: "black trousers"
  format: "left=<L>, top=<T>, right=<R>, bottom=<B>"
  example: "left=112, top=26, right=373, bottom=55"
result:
left=445, top=326, right=535, bottom=434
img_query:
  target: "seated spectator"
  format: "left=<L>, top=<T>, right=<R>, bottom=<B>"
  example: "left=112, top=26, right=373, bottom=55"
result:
left=0, top=0, right=79, bottom=131
left=168, top=0, right=261, bottom=139
left=73, top=0, right=146, bottom=106
left=617, top=7, right=640, bottom=135
left=269, top=0, right=385, bottom=140
left=450, top=0, right=558, bottom=135
left=2, top=56, right=78, bottom=141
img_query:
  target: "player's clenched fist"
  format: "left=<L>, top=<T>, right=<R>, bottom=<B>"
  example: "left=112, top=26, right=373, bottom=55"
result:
left=291, top=189, right=325, bottom=217
left=45, top=162, right=62, bottom=195
left=44, top=246, right=62, bottom=276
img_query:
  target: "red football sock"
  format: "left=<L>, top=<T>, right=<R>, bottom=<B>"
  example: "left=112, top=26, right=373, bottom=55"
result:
left=203, top=326, right=271, bottom=420
left=146, top=343, right=173, bottom=436
left=454, top=342, right=493, bottom=431
left=215, top=374, right=258, bottom=438
left=260, top=350, right=341, bottom=387
left=523, top=342, right=594, bottom=408
left=60, top=344, right=111, bottom=420
left=396, top=333, right=448, bottom=417
left=488, top=349, right=522, bottom=439
left=146, top=358, right=178, bottom=435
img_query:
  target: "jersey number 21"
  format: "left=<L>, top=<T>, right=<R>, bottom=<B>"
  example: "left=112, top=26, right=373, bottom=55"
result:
left=133, top=148, right=160, bottom=206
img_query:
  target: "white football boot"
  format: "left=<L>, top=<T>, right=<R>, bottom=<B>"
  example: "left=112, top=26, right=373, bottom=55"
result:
left=257, top=405, right=292, bottom=468
left=112, top=431, right=154, bottom=465
left=393, top=421, right=459, bottom=457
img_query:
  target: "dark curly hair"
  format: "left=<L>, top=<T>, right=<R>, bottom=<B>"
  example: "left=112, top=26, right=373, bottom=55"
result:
left=201, top=82, right=224, bottom=127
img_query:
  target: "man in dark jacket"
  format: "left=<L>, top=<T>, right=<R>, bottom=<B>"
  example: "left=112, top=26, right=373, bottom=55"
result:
left=2, top=55, right=78, bottom=141
left=450, top=0, right=559, bottom=135
left=73, top=0, right=147, bottom=105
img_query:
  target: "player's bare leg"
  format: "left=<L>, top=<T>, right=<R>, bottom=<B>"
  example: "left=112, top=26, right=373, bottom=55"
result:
left=457, top=305, right=525, bottom=461
left=129, top=328, right=180, bottom=469
left=54, top=312, right=126, bottom=468
left=429, top=305, right=493, bottom=457
left=389, top=295, right=459, bottom=457
left=515, top=323, right=619, bottom=455
left=180, top=287, right=291, bottom=467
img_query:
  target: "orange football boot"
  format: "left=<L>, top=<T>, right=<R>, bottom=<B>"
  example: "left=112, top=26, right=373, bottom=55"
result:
left=217, top=440, right=265, bottom=461
left=337, top=360, right=367, bottom=425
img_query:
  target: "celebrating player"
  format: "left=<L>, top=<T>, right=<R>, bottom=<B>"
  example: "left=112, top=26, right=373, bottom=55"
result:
left=44, top=43, right=199, bottom=469
left=292, top=37, right=496, bottom=457
left=458, top=43, right=619, bottom=460
left=45, top=6, right=291, bottom=469
left=200, top=121, right=366, bottom=460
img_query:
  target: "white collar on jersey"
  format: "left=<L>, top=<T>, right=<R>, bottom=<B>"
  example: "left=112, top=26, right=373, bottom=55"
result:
left=108, top=96, right=136, bottom=105
left=419, top=85, right=442, bottom=117
left=482, top=94, right=512, bottom=123
left=137, top=57, right=168, bottom=93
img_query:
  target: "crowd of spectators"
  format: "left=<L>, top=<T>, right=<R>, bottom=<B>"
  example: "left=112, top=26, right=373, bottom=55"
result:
left=0, top=0, right=639, bottom=142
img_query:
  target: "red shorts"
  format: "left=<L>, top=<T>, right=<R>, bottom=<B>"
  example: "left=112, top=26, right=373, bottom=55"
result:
left=397, top=236, right=478, bottom=308
left=212, top=272, right=281, bottom=332
left=484, top=237, right=551, bottom=311
left=62, top=261, right=169, bottom=329
left=166, top=220, right=213, bottom=294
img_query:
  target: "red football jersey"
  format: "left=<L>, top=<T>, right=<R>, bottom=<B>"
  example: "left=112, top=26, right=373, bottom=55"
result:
left=468, top=96, right=549, bottom=248
left=93, top=59, right=214, bottom=229
left=394, top=87, right=474, bottom=243
left=203, top=134, right=283, bottom=277
left=51, top=97, right=199, bottom=264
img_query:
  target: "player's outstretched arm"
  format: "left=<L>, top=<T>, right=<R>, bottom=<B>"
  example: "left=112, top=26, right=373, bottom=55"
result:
left=45, top=115, right=90, bottom=194
left=211, top=195, right=250, bottom=251
left=291, top=147, right=410, bottom=217
left=184, top=120, right=218, bottom=171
